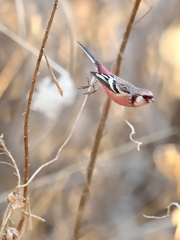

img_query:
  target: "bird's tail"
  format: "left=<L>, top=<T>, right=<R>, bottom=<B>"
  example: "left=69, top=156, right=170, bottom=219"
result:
left=77, top=42, right=99, bottom=66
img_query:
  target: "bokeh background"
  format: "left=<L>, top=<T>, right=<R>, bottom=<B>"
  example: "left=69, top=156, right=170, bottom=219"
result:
left=0, top=0, right=180, bottom=239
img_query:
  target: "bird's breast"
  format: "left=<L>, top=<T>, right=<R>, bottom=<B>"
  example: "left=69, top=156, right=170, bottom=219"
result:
left=99, top=84, right=133, bottom=107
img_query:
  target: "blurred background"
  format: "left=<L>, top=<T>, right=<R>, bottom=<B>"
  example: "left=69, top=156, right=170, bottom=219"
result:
left=0, top=0, right=180, bottom=239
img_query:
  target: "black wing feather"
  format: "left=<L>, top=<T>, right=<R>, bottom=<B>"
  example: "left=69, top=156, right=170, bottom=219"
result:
left=90, top=72, right=114, bottom=92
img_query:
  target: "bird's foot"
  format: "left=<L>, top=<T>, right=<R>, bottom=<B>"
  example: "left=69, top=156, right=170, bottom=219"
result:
left=78, top=84, right=90, bottom=89
left=83, top=85, right=99, bottom=95
left=78, top=78, right=98, bottom=89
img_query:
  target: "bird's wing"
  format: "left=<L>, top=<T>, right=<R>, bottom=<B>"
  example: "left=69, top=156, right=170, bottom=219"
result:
left=114, top=75, right=135, bottom=95
left=91, top=72, right=134, bottom=96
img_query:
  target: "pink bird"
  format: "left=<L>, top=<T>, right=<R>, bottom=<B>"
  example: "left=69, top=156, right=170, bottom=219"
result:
left=78, top=42, right=154, bottom=107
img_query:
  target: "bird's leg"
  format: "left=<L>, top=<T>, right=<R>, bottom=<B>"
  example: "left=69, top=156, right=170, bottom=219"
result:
left=78, top=78, right=97, bottom=89
left=83, top=82, right=99, bottom=95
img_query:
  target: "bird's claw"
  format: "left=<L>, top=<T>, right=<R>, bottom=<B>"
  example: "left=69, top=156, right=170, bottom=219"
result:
left=78, top=85, right=91, bottom=89
left=78, top=79, right=97, bottom=90
left=78, top=77, right=92, bottom=89
left=82, top=87, right=98, bottom=95
left=78, top=78, right=98, bottom=95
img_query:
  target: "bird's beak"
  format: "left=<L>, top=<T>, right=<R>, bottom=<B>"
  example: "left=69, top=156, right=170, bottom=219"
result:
left=149, top=98, right=154, bottom=103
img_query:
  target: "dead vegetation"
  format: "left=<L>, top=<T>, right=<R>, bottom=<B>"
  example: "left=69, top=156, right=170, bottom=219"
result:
left=0, top=0, right=180, bottom=239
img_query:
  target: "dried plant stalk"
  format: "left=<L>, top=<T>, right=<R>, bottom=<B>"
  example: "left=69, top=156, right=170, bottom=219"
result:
left=72, top=0, right=142, bottom=239
left=16, top=77, right=95, bottom=189
left=43, top=49, right=63, bottom=96
left=0, top=135, right=21, bottom=186
left=17, top=0, right=59, bottom=232
left=143, top=202, right=180, bottom=219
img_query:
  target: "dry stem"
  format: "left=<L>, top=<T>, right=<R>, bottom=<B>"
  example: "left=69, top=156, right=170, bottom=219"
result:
left=16, top=77, right=95, bottom=190
left=0, top=23, right=70, bottom=78
left=43, top=49, right=63, bottom=96
left=17, top=0, right=59, bottom=232
left=0, top=135, right=21, bottom=186
left=72, top=0, right=142, bottom=239
left=143, top=202, right=180, bottom=219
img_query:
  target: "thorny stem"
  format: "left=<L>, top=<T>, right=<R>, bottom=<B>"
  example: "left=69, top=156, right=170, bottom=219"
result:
left=72, top=0, right=142, bottom=239
left=17, top=0, right=59, bottom=232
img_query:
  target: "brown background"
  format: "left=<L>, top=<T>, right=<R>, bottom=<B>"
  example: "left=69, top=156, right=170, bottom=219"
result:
left=0, top=0, right=180, bottom=239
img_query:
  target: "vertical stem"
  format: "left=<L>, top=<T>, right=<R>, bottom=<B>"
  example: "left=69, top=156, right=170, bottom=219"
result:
left=72, top=0, right=142, bottom=239
left=115, top=0, right=141, bottom=76
left=72, top=98, right=111, bottom=240
left=17, top=0, right=59, bottom=231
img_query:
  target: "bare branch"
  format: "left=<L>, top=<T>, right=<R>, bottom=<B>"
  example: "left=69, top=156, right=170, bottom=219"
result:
left=43, top=49, right=63, bottom=96
left=18, top=0, right=59, bottom=232
left=0, top=204, right=12, bottom=238
left=23, top=211, right=45, bottom=223
left=16, top=77, right=95, bottom=189
left=134, top=1, right=153, bottom=25
left=0, top=135, right=21, bottom=186
left=60, top=0, right=75, bottom=74
left=125, top=119, right=142, bottom=151
left=143, top=202, right=180, bottom=219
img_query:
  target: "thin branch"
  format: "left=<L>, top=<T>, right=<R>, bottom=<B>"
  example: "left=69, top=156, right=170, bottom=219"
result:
left=17, top=0, right=59, bottom=232
left=99, top=126, right=179, bottom=161
left=0, top=48, right=24, bottom=98
left=14, top=0, right=26, bottom=40
left=134, top=1, right=153, bottom=25
left=16, top=78, right=94, bottom=189
left=122, top=107, right=142, bottom=150
left=0, top=23, right=69, bottom=78
left=43, top=49, right=63, bottom=96
left=124, top=119, right=142, bottom=150
left=71, top=1, right=142, bottom=239
left=0, top=127, right=176, bottom=208
left=0, top=135, right=21, bottom=186
left=0, top=205, right=12, bottom=238
left=0, top=162, right=16, bottom=169
left=72, top=97, right=111, bottom=240
left=143, top=202, right=180, bottom=219
left=61, top=0, right=75, bottom=74
left=23, top=211, right=45, bottom=223
left=115, top=0, right=141, bottom=75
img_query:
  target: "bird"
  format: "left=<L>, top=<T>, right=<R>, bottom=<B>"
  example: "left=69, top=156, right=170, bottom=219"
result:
left=77, top=41, right=154, bottom=107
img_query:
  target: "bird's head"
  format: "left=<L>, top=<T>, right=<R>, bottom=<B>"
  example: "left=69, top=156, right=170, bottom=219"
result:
left=132, top=89, right=154, bottom=107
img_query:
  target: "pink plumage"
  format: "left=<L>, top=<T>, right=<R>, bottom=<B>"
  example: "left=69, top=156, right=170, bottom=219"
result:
left=78, top=42, right=154, bottom=107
